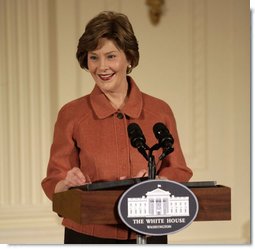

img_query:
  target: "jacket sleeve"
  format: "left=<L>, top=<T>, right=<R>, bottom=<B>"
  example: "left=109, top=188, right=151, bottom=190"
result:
left=157, top=105, right=193, bottom=182
left=41, top=106, right=80, bottom=200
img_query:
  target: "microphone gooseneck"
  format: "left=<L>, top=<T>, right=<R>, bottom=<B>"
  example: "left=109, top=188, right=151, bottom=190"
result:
left=127, top=122, right=174, bottom=180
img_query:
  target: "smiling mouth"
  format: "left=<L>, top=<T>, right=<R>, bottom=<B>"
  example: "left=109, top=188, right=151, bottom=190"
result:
left=98, top=73, right=115, bottom=81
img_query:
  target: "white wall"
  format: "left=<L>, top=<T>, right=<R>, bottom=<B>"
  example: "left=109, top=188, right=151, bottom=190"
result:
left=0, top=0, right=250, bottom=244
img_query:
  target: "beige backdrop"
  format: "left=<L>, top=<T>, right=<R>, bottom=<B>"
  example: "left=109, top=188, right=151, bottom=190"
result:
left=0, top=0, right=250, bottom=244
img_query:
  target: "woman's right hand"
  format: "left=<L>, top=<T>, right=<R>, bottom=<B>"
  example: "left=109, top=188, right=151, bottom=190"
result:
left=54, top=167, right=91, bottom=193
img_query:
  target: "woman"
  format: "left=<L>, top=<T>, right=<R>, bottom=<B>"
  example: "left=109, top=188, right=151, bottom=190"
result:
left=41, top=11, right=193, bottom=244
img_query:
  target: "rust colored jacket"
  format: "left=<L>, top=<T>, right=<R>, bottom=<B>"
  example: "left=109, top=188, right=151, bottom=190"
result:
left=41, top=76, right=193, bottom=240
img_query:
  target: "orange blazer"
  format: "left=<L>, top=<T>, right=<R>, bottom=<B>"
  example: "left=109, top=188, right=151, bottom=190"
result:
left=41, top=76, right=193, bottom=240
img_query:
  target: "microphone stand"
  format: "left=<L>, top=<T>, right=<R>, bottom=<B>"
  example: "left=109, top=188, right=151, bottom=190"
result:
left=129, top=124, right=174, bottom=244
left=148, top=145, right=159, bottom=180
left=136, top=145, right=158, bottom=244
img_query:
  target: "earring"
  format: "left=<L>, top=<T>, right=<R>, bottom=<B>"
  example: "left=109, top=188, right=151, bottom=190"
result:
left=127, top=64, right=132, bottom=74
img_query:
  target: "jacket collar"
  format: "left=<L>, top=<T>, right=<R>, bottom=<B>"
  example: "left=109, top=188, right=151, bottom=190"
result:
left=90, top=76, right=143, bottom=119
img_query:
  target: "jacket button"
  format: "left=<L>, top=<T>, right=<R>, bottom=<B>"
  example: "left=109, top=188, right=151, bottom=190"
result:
left=117, top=112, right=124, bottom=119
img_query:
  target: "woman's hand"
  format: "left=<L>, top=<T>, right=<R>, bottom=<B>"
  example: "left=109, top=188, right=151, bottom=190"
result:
left=54, top=167, right=91, bottom=193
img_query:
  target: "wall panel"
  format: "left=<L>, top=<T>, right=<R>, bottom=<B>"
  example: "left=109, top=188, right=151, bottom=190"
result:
left=0, top=0, right=63, bottom=244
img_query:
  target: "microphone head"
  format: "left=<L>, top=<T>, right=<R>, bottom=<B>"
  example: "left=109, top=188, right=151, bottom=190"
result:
left=127, top=123, right=146, bottom=148
left=153, top=122, right=174, bottom=147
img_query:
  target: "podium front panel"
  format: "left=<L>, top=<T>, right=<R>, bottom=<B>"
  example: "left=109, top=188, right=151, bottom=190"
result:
left=53, top=185, right=231, bottom=225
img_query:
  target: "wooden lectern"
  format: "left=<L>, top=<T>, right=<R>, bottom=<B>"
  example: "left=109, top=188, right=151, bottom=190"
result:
left=52, top=181, right=231, bottom=225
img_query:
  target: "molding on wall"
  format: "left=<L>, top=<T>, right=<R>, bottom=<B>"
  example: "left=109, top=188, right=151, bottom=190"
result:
left=188, top=0, right=207, bottom=171
left=0, top=0, right=55, bottom=243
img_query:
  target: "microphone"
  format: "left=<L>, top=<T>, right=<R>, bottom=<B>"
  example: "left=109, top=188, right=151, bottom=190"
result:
left=153, top=122, right=174, bottom=160
left=127, top=123, right=149, bottom=160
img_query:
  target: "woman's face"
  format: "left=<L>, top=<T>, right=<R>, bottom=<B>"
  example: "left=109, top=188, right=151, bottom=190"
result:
left=87, top=38, right=130, bottom=95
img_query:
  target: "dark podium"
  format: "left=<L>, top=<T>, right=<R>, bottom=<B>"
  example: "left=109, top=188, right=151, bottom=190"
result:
left=52, top=179, right=231, bottom=225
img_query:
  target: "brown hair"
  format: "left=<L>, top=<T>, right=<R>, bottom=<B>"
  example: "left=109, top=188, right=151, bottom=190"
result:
left=76, top=11, right=139, bottom=73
